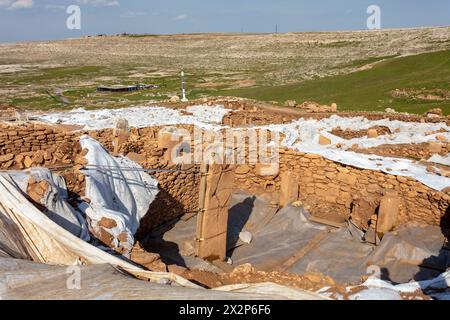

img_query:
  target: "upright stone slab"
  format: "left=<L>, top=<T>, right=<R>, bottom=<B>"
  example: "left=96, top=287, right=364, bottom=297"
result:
left=377, top=191, right=401, bottom=234
left=158, top=129, right=183, bottom=162
left=280, top=172, right=299, bottom=207
left=196, top=164, right=235, bottom=261
left=112, top=118, right=130, bottom=155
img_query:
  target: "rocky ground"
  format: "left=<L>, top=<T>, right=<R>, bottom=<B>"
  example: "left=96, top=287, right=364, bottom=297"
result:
left=1, top=28, right=449, bottom=83
left=0, top=27, right=449, bottom=111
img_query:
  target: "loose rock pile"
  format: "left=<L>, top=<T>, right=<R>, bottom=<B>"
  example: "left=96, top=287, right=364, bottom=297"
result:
left=426, top=108, right=443, bottom=119
left=356, top=141, right=450, bottom=162
left=296, top=101, right=338, bottom=113
left=331, top=126, right=392, bottom=140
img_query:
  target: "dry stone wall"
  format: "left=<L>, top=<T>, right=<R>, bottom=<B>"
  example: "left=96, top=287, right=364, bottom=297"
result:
left=0, top=120, right=448, bottom=237
left=234, top=147, right=450, bottom=229
left=0, top=122, right=201, bottom=237
left=0, top=122, right=86, bottom=196
left=0, top=122, right=80, bottom=168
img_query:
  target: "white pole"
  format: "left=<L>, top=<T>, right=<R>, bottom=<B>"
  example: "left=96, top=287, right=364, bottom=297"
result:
left=181, top=71, right=188, bottom=102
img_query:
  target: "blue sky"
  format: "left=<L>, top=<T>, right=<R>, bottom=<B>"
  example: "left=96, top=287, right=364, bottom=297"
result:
left=0, top=0, right=449, bottom=42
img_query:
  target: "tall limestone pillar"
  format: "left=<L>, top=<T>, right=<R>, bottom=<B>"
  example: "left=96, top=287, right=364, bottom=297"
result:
left=196, top=164, right=235, bottom=261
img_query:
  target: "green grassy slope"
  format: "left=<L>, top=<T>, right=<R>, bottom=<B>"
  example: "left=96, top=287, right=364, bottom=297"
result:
left=216, top=50, right=450, bottom=115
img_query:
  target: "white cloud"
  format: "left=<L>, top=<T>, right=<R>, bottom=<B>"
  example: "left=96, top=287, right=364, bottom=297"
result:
left=173, top=13, right=188, bottom=21
left=44, top=4, right=66, bottom=10
left=77, top=0, right=119, bottom=7
left=0, top=0, right=34, bottom=9
left=120, top=11, right=146, bottom=19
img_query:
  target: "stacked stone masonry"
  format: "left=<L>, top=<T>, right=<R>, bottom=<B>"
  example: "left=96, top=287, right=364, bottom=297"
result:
left=234, top=147, right=450, bottom=230
left=0, top=121, right=448, bottom=236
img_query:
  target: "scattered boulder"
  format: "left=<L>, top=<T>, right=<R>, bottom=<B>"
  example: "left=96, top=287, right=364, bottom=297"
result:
left=297, top=101, right=319, bottom=112
left=97, top=228, right=116, bottom=248
left=2, top=160, right=14, bottom=169
left=74, top=154, right=88, bottom=166
left=15, top=154, right=24, bottom=169
left=292, top=200, right=303, bottom=208
left=22, top=151, right=46, bottom=167
left=385, top=108, right=396, bottom=114
left=126, top=152, right=146, bottom=163
left=130, top=242, right=167, bottom=272
left=303, top=272, right=335, bottom=286
left=255, top=163, right=279, bottom=177
left=428, top=142, right=443, bottom=154
left=330, top=103, right=338, bottom=112
left=97, top=217, right=118, bottom=229
left=24, top=156, right=33, bottom=168
left=296, top=101, right=338, bottom=113
left=367, top=129, right=378, bottom=139
left=319, top=135, right=332, bottom=145
left=231, top=263, right=255, bottom=276
left=169, top=95, right=180, bottom=103
left=26, top=177, right=50, bottom=204
left=438, top=167, right=450, bottom=178
left=0, top=154, right=14, bottom=162
left=426, top=108, right=443, bottom=118
left=167, top=264, right=187, bottom=275
left=284, top=100, right=297, bottom=107
left=235, top=164, right=251, bottom=175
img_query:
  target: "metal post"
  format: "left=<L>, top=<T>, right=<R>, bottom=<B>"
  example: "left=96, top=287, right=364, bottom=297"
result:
left=181, top=71, right=188, bottom=102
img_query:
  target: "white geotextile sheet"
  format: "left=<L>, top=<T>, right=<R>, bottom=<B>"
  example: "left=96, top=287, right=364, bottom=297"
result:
left=0, top=174, right=198, bottom=287
left=79, top=135, right=159, bottom=251
left=429, top=154, right=450, bottom=166
left=37, top=105, right=231, bottom=130
left=267, top=115, right=450, bottom=150
left=38, top=105, right=450, bottom=191
left=342, top=270, right=450, bottom=300
left=293, top=147, right=449, bottom=191
left=0, top=137, right=159, bottom=249
left=260, top=115, right=450, bottom=191
left=0, top=257, right=327, bottom=300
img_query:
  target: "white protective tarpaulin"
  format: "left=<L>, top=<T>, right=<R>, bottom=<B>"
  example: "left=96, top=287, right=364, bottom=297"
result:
left=38, top=105, right=450, bottom=191
left=79, top=135, right=159, bottom=252
left=2, top=168, right=90, bottom=241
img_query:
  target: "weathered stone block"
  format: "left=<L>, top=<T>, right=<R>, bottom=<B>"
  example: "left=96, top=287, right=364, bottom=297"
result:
left=377, top=192, right=401, bottom=234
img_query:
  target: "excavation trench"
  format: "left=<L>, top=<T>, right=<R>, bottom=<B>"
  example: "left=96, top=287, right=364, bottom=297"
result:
left=0, top=112, right=449, bottom=296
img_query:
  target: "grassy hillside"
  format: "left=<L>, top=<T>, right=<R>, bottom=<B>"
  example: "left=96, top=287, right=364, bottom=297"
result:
left=216, top=50, right=450, bottom=115
left=3, top=48, right=450, bottom=114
